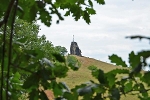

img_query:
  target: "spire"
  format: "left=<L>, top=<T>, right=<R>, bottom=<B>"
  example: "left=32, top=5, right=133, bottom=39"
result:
left=73, top=35, right=74, bottom=42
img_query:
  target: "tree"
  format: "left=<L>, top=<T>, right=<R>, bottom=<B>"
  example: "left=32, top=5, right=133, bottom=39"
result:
left=55, top=46, right=68, bottom=56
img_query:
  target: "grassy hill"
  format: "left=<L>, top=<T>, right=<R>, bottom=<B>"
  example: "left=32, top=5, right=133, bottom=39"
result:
left=58, top=55, right=120, bottom=87
left=57, top=55, right=139, bottom=100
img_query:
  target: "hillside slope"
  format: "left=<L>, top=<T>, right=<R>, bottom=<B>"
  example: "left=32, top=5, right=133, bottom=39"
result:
left=57, top=55, right=138, bottom=100
left=59, top=55, right=120, bottom=87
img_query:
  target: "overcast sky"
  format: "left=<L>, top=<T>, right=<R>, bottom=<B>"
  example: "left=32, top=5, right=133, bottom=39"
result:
left=38, top=0, right=150, bottom=64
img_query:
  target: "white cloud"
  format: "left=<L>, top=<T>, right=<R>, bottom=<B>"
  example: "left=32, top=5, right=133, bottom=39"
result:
left=38, top=0, right=150, bottom=63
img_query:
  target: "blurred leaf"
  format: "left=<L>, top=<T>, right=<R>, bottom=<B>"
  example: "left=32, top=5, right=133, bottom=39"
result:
left=111, top=88, right=120, bottom=100
left=22, top=73, right=39, bottom=89
left=53, top=62, right=68, bottom=78
left=107, top=68, right=129, bottom=75
left=138, top=50, right=150, bottom=59
left=106, top=74, right=116, bottom=88
left=11, top=72, right=21, bottom=83
left=96, top=0, right=105, bottom=5
left=88, top=0, right=93, bottom=7
left=97, top=69, right=106, bottom=84
left=77, top=83, right=98, bottom=96
left=124, top=81, right=133, bottom=93
left=28, top=89, right=39, bottom=100
left=86, top=8, right=96, bottom=15
left=53, top=53, right=65, bottom=62
left=109, top=54, right=127, bottom=67
left=39, top=91, right=49, bottom=100
left=129, top=51, right=140, bottom=68
left=83, top=11, right=91, bottom=24
left=141, top=72, right=150, bottom=86
left=40, top=58, right=54, bottom=67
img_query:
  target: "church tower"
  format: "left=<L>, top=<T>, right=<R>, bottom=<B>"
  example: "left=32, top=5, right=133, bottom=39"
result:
left=70, top=35, right=82, bottom=56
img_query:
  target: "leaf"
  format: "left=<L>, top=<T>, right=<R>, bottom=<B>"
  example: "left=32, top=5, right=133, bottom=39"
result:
left=53, top=53, right=65, bottom=62
left=111, top=88, right=120, bottom=100
left=141, top=72, right=150, bottom=86
left=53, top=62, right=68, bottom=78
left=77, top=83, right=98, bottom=96
left=63, top=92, right=74, bottom=100
left=129, top=51, right=140, bottom=68
left=95, top=0, right=105, bottom=5
left=86, top=8, right=96, bottom=15
left=124, top=81, right=133, bottom=93
left=98, top=69, right=106, bottom=84
left=106, top=74, right=116, bottom=88
left=64, top=11, right=70, bottom=16
left=39, top=91, right=49, bottom=100
left=11, top=72, right=21, bottom=83
left=109, top=54, right=127, bottom=67
left=107, top=69, right=129, bottom=75
left=22, top=73, right=39, bottom=89
left=88, top=0, right=93, bottom=7
left=51, top=81, right=63, bottom=97
left=39, top=9, right=52, bottom=26
left=138, top=50, right=150, bottom=59
left=41, top=58, right=54, bottom=67
left=83, top=11, right=91, bottom=24
left=28, top=89, right=39, bottom=100
left=90, top=68, right=107, bottom=84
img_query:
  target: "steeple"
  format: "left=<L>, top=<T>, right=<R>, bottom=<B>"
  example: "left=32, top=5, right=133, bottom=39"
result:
left=70, top=35, right=82, bottom=56
left=73, top=35, right=74, bottom=42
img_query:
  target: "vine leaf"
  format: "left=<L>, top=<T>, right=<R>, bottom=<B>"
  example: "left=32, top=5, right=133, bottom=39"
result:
left=109, top=54, right=127, bottom=67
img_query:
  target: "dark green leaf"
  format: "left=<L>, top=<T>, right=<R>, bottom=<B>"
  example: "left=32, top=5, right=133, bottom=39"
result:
left=109, top=54, right=127, bottom=67
left=86, top=8, right=96, bottom=15
left=106, top=74, right=116, bottom=88
left=97, top=69, right=106, bottom=84
left=110, top=88, right=120, bottom=100
left=83, top=11, right=91, bottom=24
left=96, top=0, right=105, bottom=5
left=124, top=81, right=133, bottom=93
left=22, top=73, right=39, bottom=89
left=53, top=53, right=65, bottom=62
left=129, top=51, right=140, bottom=68
left=88, top=0, right=93, bottom=7
left=141, top=72, right=150, bottom=86
left=107, top=68, right=129, bottom=75
left=39, top=91, right=49, bottom=100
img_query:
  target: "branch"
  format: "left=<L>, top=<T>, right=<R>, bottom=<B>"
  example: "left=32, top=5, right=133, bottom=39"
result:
left=0, top=0, right=16, bottom=28
left=11, top=63, right=34, bottom=73
left=126, top=35, right=150, bottom=41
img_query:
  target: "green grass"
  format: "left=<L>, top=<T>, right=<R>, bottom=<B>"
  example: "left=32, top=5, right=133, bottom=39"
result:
left=58, top=55, right=139, bottom=100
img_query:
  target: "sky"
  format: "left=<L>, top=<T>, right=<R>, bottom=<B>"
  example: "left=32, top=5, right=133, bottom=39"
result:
left=38, top=0, right=150, bottom=64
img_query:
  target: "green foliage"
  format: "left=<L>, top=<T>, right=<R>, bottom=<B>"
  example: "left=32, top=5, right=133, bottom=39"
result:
left=0, top=19, right=72, bottom=99
left=67, top=55, right=81, bottom=70
left=1, top=0, right=150, bottom=100
left=0, top=0, right=105, bottom=27
left=55, top=46, right=68, bottom=56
